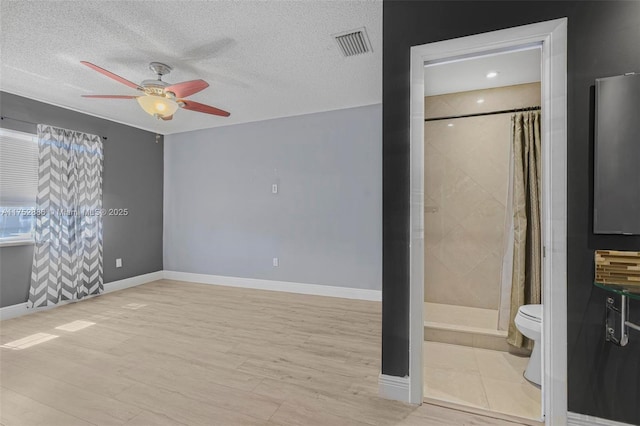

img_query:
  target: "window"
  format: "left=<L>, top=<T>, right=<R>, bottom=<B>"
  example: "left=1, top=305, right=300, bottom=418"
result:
left=0, top=127, right=39, bottom=243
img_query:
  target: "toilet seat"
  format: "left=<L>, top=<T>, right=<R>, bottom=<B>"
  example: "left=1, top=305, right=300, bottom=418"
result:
left=518, top=304, right=542, bottom=323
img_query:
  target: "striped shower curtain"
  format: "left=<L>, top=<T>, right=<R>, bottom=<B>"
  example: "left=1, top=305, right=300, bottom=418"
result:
left=28, top=124, right=103, bottom=308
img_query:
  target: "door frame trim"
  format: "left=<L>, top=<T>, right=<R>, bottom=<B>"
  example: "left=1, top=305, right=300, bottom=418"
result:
left=406, top=18, right=568, bottom=424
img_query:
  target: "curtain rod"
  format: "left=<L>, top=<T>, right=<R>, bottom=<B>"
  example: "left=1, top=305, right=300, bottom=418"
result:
left=424, top=106, right=541, bottom=122
left=0, top=115, right=107, bottom=140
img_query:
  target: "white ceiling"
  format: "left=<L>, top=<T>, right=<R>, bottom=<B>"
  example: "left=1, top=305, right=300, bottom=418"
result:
left=424, top=47, right=541, bottom=96
left=0, top=1, right=381, bottom=135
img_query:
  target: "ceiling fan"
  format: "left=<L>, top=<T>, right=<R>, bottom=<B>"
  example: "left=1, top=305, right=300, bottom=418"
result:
left=80, top=61, right=230, bottom=121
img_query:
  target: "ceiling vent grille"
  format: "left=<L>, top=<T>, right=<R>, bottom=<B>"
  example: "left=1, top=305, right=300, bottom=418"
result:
left=333, top=27, right=372, bottom=57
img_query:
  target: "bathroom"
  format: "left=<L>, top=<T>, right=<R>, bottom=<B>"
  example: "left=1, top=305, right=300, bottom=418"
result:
left=422, top=47, right=543, bottom=422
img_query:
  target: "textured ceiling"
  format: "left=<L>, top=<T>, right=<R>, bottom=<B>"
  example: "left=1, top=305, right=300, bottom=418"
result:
left=0, top=1, right=381, bottom=135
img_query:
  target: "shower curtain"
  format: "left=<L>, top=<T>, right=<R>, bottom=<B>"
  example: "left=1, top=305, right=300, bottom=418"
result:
left=503, top=111, right=542, bottom=349
left=28, top=124, right=104, bottom=308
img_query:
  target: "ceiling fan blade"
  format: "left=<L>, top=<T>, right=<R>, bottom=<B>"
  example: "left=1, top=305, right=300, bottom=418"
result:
left=81, top=61, right=142, bottom=90
left=165, top=80, right=209, bottom=98
left=82, top=95, right=138, bottom=99
left=161, top=115, right=173, bottom=121
left=180, top=100, right=230, bottom=117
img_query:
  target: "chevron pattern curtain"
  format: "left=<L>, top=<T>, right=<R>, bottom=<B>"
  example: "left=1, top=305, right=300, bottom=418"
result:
left=29, top=125, right=104, bottom=308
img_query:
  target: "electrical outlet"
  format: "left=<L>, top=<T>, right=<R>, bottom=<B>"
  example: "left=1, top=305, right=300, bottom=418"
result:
left=116, top=258, right=122, bottom=268
left=272, top=184, right=278, bottom=194
left=272, top=257, right=279, bottom=267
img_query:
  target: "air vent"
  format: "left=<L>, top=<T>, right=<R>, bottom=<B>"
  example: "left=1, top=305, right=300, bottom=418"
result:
left=333, top=27, right=372, bottom=57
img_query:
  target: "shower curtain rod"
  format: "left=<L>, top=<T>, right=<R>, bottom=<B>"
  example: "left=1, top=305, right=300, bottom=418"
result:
left=0, top=115, right=107, bottom=140
left=424, top=105, right=541, bottom=122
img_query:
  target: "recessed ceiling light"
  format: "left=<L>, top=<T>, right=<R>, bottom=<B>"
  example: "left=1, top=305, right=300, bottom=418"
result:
left=486, top=71, right=498, bottom=79
left=477, top=98, right=485, bottom=104
left=447, top=123, right=454, bottom=127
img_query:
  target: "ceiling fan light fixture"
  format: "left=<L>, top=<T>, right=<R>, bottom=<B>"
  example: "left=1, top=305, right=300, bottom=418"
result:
left=136, top=95, right=179, bottom=118
left=81, top=61, right=230, bottom=119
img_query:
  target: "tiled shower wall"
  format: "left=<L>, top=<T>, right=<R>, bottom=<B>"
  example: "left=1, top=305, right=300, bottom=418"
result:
left=424, top=83, right=541, bottom=310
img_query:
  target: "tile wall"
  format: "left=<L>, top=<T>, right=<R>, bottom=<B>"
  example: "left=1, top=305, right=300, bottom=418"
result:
left=424, top=83, right=541, bottom=309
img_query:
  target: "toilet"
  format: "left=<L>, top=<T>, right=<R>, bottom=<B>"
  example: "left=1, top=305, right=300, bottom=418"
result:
left=514, top=304, right=542, bottom=386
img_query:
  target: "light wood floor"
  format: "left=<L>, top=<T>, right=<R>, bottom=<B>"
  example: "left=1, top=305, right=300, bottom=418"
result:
left=1, top=280, right=530, bottom=425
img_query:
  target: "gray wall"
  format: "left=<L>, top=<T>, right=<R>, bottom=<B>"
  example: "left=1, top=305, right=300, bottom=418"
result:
left=0, top=92, right=164, bottom=307
left=164, top=104, right=382, bottom=290
left=0, top=245, right=33, bottom=306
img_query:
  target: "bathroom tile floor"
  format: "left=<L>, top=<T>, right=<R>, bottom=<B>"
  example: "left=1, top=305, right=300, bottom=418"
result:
left=423, top=341, right=541, bottom=421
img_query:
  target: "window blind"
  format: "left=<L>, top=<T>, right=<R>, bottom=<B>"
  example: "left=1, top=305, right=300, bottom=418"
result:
left=0, top=128, right=39, bottom=205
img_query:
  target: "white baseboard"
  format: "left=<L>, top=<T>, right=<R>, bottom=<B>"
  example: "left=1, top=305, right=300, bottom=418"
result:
left=163, top=271, right=382, bottom=302
left=0, top=270, right=163, bottom=321
left=0, top=271, right=382, bottom=320
left=103, top=271, right=164, bottom=294
left=378, top=373, right=411, bottom=403
left=0, top=302, right=28, bottom=321
left=567, top=412, right=635, bottom=426
left=2, top=270, right=379, bottom=320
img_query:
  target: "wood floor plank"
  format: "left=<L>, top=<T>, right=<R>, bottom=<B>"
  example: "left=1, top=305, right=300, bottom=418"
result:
left=1, top=350, right=138, bottom=398
left=114, top=382, right=267, bottom=426
left=123, top=410, right=188, bottom=426
left=115, top=358, right=282, bottom=421
left=401, top=403, right=530, bottom=425
left=0, top=280, right=528, bottom=425
left=1, top=365, right=141, bottom=425
left=267, top=399, right=373, bottom=426
left=0, top=387, right=96, bottom=426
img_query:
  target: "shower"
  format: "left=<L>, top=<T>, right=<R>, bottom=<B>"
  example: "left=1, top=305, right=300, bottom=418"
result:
left=423, top=81, right=541, bottom=348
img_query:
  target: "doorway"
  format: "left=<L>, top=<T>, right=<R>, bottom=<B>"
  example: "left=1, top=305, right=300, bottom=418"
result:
left=422, top=47, right=542, bottom=422
left=407, top=18, right=568, bottom=425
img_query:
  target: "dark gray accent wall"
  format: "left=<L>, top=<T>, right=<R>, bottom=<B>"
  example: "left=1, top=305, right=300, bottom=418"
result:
left=164, top=104, right=382, bottom=291
left=0, top=92, right=163, bottom=307
left=383, top=1, right=640, bottom=423
left=0, top=245, right=33, bottom=306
